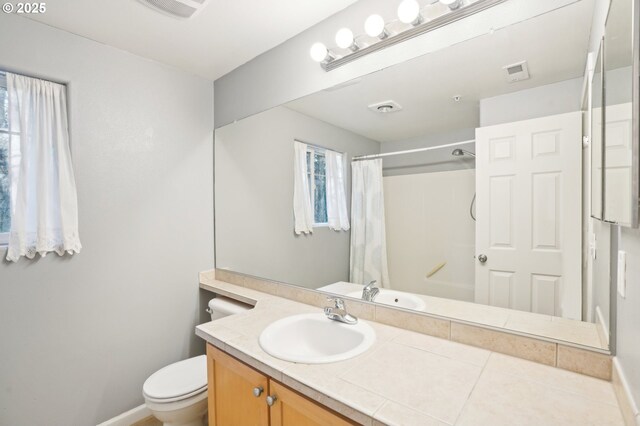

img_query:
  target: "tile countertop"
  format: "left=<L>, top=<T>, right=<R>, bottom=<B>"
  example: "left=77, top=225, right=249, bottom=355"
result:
left=197, top=279, right=624, bottom=426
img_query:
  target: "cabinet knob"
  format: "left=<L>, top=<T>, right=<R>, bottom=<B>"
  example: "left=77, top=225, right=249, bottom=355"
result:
left=252, top=386, right=263, bottom=397
left=266, top=395, right=277, bottom=406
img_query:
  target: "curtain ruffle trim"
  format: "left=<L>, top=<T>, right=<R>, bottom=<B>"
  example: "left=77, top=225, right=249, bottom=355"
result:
left=6, top=231, right=82, bottom=262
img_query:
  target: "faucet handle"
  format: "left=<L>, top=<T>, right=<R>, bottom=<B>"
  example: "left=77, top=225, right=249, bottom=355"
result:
left=326, top=296, right=345, bottom=310
left=324, top=297, right=358, bottom=324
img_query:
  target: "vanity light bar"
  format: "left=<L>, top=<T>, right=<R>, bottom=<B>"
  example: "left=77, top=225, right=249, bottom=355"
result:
left=316, top=0, right=508, bottom=72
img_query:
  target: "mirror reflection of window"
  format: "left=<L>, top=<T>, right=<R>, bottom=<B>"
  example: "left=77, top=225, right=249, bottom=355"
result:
left=306, top=147, right=328, bottom=225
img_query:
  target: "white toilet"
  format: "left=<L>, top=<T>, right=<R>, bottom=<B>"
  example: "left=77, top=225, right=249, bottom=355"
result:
left=143, top=296, right=251, bottom=426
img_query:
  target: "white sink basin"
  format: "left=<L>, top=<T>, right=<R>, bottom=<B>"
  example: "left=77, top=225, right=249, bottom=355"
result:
left=259, top=313, right=375, bottom=364
left=346, top=289, right=426, bottom=311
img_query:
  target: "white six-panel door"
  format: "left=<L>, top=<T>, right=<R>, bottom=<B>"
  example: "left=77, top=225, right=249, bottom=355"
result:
left=475, top=112, right=582, bottom=320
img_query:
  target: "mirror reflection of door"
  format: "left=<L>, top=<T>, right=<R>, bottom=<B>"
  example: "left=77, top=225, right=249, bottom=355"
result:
left=475, top=112, right=582, bottom=320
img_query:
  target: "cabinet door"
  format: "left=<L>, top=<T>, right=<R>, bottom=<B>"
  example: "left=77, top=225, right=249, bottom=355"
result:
left=269, top=381, right=357, bottom=426
left=207, top=344, right=269, bottom=426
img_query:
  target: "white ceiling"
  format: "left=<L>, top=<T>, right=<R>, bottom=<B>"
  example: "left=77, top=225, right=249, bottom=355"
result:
left=286, top=0, right=594, bottom=143
left=25, top=0, right=357, bottom=81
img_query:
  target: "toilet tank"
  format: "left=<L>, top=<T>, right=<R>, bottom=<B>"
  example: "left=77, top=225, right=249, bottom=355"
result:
left=207, top=296, right=251, bottom=320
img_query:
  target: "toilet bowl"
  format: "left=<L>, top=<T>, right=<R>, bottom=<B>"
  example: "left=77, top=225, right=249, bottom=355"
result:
left=143, top=296, right=251, bottom=426
left=143, top=355, right=208, bottom=426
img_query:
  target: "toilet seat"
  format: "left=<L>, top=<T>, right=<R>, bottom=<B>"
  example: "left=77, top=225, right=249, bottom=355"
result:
left=144, top=385, right=207, bottom=403
left=143, top=355, right=207, bottom=403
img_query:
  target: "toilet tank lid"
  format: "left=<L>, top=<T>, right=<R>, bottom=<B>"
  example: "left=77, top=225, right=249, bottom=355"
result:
left=143, top=355, right=207, bottom=400
left=208, top=296, right=252, bottom=316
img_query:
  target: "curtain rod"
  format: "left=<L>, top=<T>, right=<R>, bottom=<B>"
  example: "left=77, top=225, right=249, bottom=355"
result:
left=0, top=69, right=67, bottom=86
left=294, top=139, right=344, bottom=155
left=352, top=139, right=475, bottom=161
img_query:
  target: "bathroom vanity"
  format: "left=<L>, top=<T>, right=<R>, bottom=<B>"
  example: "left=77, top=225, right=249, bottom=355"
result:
left=200, top=0, right=640, bottom=424
left=197, top=271, right=625, bottom=426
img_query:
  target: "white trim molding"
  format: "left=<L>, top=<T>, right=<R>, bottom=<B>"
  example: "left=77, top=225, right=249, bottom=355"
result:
left=96, top=404, right=152, bottom=426
left=612, top=358, right=640, bottom=426
left=595, top=305, right=610, bottom=347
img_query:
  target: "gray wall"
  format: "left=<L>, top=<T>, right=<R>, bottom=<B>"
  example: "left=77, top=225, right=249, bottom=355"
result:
left=215, top=106, right=379, bottom=288
left=617, top=227, right=640, bottom=409
left=605, top=0, right=640, bottom=402
left=593, top=0, right=640, bottom=409
left=0, top=14, right=214, bottom=426
left=479, top=77, right=584, bottom=127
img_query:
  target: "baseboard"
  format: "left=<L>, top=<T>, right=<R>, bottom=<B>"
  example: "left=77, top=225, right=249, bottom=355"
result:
left=97, top=404, right=152, bottom=426
left=612, top=358, right=640, bottom=426
left=595, top=305, right=610, bottom=347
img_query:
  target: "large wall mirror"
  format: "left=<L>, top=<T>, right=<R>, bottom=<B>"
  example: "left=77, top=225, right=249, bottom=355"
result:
left=214, top=0, right=629, bottom=352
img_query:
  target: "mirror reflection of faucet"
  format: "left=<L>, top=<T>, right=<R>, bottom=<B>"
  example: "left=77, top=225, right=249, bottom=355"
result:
left=362, top=280, right=380, bottom=302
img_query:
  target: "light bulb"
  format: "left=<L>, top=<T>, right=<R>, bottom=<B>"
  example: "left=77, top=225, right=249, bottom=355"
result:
left=335, top=28, right=355, bottom=50
left=309, top=42, right=330, bottom=62
left=364, top=15, right=385, bottom=37
left=439, top=0, right=462, bottom=9
left=364, top=14, right=387, bottom=39
left=397, top=0, right=422, bottom=25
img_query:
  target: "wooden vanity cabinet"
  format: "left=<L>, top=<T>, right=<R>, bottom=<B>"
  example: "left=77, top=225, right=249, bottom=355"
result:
left=206, top=344, right=357, bottom=426
left=268, top=380, right=356, bottom=426
left=207, top=344, right=270, bottom=425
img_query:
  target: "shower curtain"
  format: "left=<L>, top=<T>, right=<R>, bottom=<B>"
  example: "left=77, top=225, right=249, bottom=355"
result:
left=349, top=159, right=390, bottom=288
left=293, top=141, right=314, bottom=234
left=325, top=150, right=350, bottom=231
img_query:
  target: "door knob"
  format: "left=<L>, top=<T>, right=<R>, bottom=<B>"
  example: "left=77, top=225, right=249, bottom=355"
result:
left=478, top=254, right=487, bottom=263
left=252, top=386, right=263, bottom=397
left=266, top=395, right=277, bottom=406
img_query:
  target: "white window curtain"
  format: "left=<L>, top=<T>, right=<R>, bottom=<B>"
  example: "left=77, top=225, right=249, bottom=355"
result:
left=325, top=150, right=350, bottom=231
left=349, top=159, right=390, bottom=287
left=293, top=141, right=313, bottom=234
left=6, top=72, right=81, bottom=262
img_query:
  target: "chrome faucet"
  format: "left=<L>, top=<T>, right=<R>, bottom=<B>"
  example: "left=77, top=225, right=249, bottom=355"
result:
left=362, top=280, right=380, bottom=302
left=324, top=297, right=358, bottom=325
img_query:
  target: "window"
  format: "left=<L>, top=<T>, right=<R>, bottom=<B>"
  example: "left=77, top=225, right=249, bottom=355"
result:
left=293, top=141, right=349, bottom=234
left=1, top=72, right=80, bottom=261
left=306, top=146, right=328, bottom=225
left=0, top=73, right=11, bottom=245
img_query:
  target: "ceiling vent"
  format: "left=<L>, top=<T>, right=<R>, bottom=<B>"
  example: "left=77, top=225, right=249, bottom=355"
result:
left=138, top=0, right=211, bottom=19
left=368, top=100, right=403, bottom=114
left=503, top=60, right=530, bottom=83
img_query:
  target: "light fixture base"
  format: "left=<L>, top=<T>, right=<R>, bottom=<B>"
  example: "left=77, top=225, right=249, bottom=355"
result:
left=321, top=0, right=508, bottom=72
left=446, top=0, right=464, bottom=10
